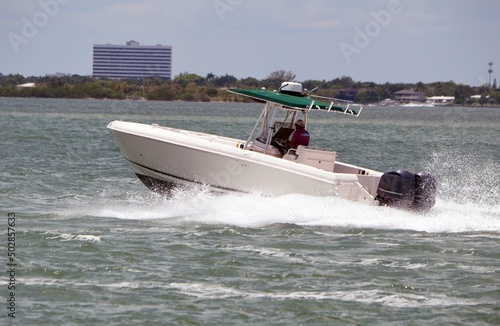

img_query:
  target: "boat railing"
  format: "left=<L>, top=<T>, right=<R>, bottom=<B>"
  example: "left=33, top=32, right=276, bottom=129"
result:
left=309, top=95, right=363, bottom=117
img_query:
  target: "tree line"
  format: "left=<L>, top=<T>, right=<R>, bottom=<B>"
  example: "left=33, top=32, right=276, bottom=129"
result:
left=1, top=70, right=499, bottom=105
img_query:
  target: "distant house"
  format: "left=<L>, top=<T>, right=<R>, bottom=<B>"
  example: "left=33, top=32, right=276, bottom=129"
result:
left=426, top=96, right=455, bottom=105
left=470, top=95, right=489, bottom=102
left=394, top=89, right=426, bottom=103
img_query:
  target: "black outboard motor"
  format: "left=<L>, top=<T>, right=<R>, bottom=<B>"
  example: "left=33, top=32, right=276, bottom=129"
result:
left=376, top=170, right=415, bottom=209
left=376, top=169, right=437, bottom=212
left=413, top=172, right=437, bottom=212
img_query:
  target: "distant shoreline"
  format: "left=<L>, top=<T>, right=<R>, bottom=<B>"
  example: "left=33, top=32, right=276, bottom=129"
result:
left=1, top=72, right=499, bottom=106
left=1, top=96, right=499, bottom=109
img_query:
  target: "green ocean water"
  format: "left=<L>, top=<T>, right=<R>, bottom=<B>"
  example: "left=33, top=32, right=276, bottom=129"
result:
left=1, top=97, right=499, bottom=325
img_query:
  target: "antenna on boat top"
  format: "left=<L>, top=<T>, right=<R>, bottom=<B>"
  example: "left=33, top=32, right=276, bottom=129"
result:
left=309, top=87, right=319, bottom=96
left=278, top=82, right=289, bottom=93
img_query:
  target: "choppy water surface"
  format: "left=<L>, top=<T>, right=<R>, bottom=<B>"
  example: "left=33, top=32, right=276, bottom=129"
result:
left=1, top=98, right=499, bottom=325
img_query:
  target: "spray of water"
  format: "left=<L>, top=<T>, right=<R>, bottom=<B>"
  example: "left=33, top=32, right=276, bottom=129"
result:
left=426, top=147, right=499, bottom=206
left=81, top=182, right=499, bottom=234
left=60, top=145, right=499, bottom=234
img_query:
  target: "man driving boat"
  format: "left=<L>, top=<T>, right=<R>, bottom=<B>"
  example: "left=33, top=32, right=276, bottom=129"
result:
left=273, top=119, right=310, bottom=156
left=288, top=119, right=310, bottom=149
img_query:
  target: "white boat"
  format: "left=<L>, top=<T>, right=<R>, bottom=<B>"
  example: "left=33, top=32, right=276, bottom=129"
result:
left=400, top=101, right=435, bottom=108
left=108, top=82, right=436, bottom=212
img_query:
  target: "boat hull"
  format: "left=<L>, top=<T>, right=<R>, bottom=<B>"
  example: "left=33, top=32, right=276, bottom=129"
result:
left=107, top=121, right=382, bottom=206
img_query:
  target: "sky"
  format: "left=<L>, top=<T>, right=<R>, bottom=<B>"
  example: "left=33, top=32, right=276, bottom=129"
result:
left=1, top=0, right=499, bottom=86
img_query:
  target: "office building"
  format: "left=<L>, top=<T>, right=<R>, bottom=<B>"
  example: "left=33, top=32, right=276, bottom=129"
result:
left=93, top=40, right=172, bottom=79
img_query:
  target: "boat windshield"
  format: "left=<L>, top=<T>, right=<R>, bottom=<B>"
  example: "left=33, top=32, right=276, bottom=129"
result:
left=256, top=104, right=277, bottom=142
left=254, top=102, right=305, bottom=145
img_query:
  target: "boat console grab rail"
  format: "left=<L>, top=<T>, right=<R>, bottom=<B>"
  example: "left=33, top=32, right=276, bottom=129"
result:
left=311, top=94, right=363, bottom=117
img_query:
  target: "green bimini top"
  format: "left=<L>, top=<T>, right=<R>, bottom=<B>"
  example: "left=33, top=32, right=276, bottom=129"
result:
left=227, top=88, right=359, bottom=115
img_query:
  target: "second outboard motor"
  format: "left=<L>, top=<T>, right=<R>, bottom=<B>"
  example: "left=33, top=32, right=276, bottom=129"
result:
left=413, top=172, right=437, bottom=212
left=376, top=170, right=415, bottom=209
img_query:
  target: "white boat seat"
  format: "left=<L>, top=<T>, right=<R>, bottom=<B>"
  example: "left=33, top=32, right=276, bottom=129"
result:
left=282, top=148, right=298, bottom=161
